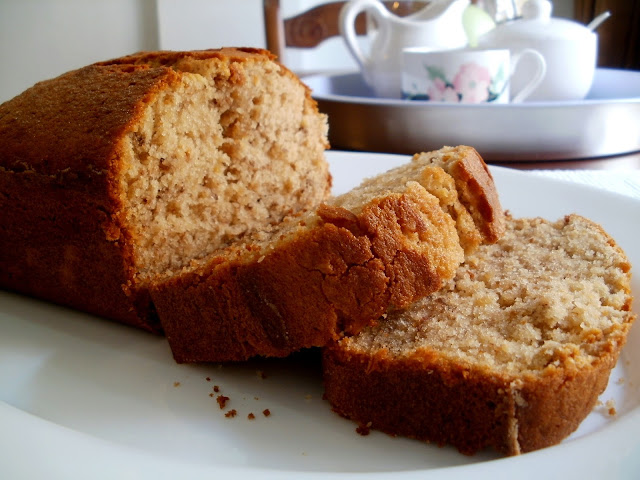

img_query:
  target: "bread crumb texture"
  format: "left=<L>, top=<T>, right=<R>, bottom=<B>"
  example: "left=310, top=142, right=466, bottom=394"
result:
left=345, top=214, right=634, bottom=375
left=112, top=50, right=330, bottom=280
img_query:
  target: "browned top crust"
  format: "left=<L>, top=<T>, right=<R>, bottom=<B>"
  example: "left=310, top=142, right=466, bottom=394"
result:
left=443, top=146, right=505, bottom=243
left=0, top=64, right=176, bottom=178
left=412, top=146, right=505, bottom=245
left=97, top=47, right=277, bottom=66
left=95, top=47, right=322, bottom=120
left=96, top=47, right=276, bottom=70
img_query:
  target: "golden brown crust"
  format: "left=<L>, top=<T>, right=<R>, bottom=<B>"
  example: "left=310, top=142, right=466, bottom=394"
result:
left=98, top=47, right=275, bottom=64
left=512, top=349, right=622, bottom=453
left=445, top=146, right=505, bottom=243
left=412, top=146, right=505, bottom=245
left=0, top=63, right=176, bottom=331
left=323, top=347, right=521, bottom=455
left=323, top=340, right=626, bottom=455
left=151, top=183, right=463, bottom=363
left=0, top=167, right=158, bottom=329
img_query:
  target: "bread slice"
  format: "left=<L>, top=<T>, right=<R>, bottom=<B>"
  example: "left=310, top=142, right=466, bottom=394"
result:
left=0, top=48, right=329, bottom=332
left=323, top=214, right=635, bottom=456
left=150, top=146, right=505, bottom=363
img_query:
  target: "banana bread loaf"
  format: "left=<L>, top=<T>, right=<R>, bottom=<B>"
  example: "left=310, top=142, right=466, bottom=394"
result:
left=0, top=48, right=330, bottom=332
left=323, top=214, right=635, bottom=456
left=150, top=146, right=505, bottom=363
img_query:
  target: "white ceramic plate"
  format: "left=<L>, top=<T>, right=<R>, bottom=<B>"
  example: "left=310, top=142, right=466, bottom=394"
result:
left=1, top=151, right=639, bottom=480
left=305, top=69, right=640, bottom=161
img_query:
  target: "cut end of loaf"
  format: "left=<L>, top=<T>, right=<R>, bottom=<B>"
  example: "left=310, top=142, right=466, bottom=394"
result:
left=336, top=145, right=504, bottom=255
left=347, top=214, right=634, bottom=375
left=113, top=50, right=330, bottom=280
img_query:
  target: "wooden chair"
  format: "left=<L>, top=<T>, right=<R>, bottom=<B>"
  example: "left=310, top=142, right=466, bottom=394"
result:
left=263, top=0, right=429, bottom=72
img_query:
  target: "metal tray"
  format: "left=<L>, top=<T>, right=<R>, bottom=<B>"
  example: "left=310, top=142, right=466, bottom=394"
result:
left=304, top=68, right=640, bottom=161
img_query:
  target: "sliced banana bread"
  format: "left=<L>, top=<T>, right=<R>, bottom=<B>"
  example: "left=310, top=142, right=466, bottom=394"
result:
left=323, top=214, right=635, bottom=455
left=150, top=146, right=505, bottom=362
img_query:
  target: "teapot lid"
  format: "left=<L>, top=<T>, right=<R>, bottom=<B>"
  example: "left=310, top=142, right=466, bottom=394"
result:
left=481, top=0, right=595, bottom=42
left=521, top=0, right=553, bottom=20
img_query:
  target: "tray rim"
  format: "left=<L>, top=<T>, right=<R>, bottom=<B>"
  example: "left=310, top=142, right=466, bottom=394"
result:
left=304, top=68, right=640, bottom=162
left=305, top=68, right=640, bottom=108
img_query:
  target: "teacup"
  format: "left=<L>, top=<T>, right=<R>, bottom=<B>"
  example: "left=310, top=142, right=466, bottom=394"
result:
left=401, top=47, right=546, bottom=103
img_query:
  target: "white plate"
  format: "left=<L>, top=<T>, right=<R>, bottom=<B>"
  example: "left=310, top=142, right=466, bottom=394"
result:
left=305, top=69, right=640, bottom=161
left=1, top=151, right=639, bottom=480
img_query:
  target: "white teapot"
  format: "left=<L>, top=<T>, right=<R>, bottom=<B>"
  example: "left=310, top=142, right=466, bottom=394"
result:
left=340, top=0, right=470, bottom=98
left=477, top=0, right=599, bottom=101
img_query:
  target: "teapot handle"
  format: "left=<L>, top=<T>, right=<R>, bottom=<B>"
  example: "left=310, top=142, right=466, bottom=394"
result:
left=339, top=0, right=390, bottom=69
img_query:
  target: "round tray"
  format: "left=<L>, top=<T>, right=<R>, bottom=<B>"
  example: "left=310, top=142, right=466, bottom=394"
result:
left=305, top=68, right=640, bottom=161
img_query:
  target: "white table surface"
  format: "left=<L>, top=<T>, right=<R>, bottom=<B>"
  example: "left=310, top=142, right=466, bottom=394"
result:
left=529, top=170, right=640, bottom=200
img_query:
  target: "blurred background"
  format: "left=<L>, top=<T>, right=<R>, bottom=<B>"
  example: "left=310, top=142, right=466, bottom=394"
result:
left=0, top=0, right=637, bottom=103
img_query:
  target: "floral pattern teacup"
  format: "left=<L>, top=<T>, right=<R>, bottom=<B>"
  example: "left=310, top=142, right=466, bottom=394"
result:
left=401, top=47, right=546, bottom=104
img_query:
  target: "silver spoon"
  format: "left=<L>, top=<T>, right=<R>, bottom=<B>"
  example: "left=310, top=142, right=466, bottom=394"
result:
left=587, top=11, right=611, bottom=31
